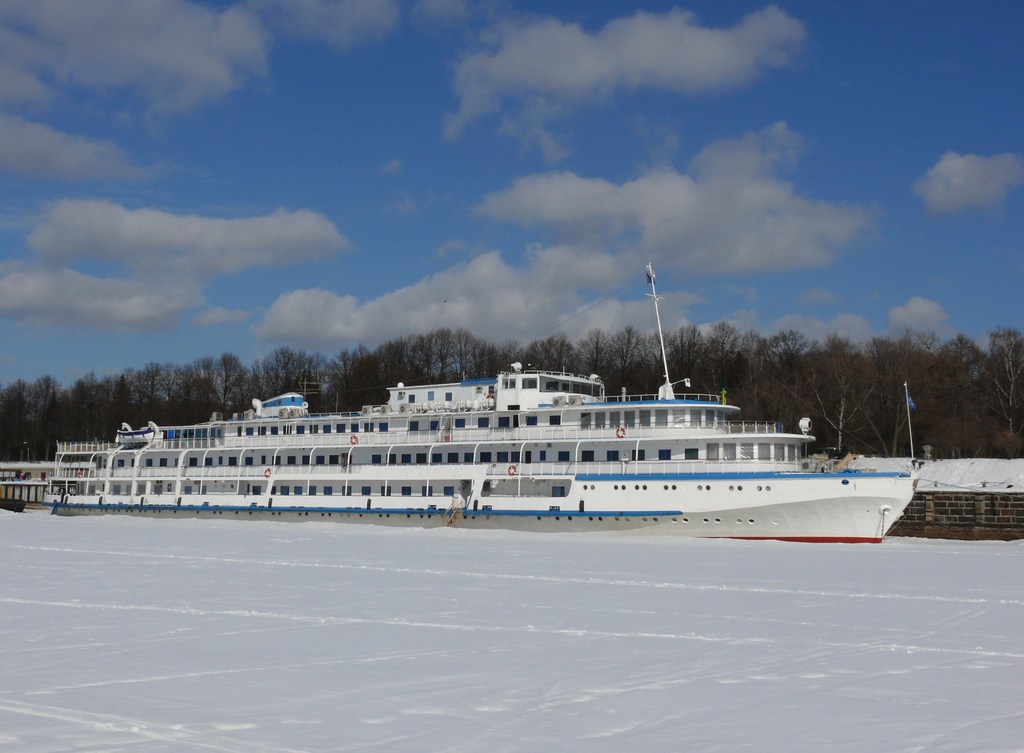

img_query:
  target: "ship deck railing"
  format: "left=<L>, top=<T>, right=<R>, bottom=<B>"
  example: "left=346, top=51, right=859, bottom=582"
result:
left=605, top=392, right=722, bottom=404
left=54, top=421, right=792, bottom=457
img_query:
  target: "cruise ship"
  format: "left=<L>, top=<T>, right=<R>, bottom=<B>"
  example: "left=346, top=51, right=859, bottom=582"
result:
left=42, top=267, right=915, bottom=541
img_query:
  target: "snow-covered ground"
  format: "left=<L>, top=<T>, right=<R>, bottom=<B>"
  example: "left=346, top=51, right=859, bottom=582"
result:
left=851, top=457, right=1024, bottom=493
left=2, top=514, right=1022, bottom=752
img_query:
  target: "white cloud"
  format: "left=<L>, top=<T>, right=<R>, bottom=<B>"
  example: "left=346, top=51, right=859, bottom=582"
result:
left=412, top=0, right=470, bottom=28
left=0, top=115, right=148, bottom=180
left=888, top=296, right=948, bottom=334
left=28, top=200, right=347, bottom=277
left=249, top=0, right=399, bottom=50
left=446, top=6, right=804, bottom=138
left=254, top=246, right=659, bottom=349
left=0, top=0, right=267, bottom=113
left=0, top=267, right=201, bottom=331
left=381, top=158, right=402, bottom=174
left=0, top=61, right=50, bottom=105
left=798, top=287, right=837, bottom=305
left=758, top=312, right=874, bottom=343
left=915, top=151, right=1024, bottom=214
left=193, top=306, right=250, bottom=326
left=477, top=123, right=871, bottom=275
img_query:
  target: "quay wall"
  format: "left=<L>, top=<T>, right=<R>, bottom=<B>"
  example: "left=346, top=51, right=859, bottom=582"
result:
left=890, top=491, right=1024, bottom=540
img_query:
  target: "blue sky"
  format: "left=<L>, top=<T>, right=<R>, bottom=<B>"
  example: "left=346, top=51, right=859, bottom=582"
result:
left=1, top=0, right=1022, bottom=384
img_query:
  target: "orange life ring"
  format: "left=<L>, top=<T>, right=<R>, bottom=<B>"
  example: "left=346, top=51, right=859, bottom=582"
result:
left=264, top=468, right=272, bottom=479
left=616, top=426, right=626, bottom=439
left=507, top=464, right=518, bottom=476
left=350, top=435, right=359, bottom=445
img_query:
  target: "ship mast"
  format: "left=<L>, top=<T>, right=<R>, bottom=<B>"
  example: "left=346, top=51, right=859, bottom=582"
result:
left=646, top=263, right=675, bottom=400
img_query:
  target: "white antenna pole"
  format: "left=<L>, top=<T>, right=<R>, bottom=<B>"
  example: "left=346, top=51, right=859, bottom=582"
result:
left=903, top=381, right=915, bottom=459
left=646, top=263, right=674, bottom=400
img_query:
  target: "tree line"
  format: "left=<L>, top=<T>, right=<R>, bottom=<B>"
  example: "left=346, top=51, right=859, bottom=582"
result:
left=3, top=325, right=1022, bottom=462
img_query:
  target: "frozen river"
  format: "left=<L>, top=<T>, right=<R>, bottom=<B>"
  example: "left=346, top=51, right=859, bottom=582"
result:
left=2, top=513, right=1022, bottom=752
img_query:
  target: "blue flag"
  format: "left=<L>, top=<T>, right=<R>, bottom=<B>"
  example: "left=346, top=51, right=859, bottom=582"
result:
left=907, top=394, right=917, bottom=411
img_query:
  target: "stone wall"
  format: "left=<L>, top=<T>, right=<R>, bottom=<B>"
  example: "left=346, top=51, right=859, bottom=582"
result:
left=889, top=491, right=1024, bottom=540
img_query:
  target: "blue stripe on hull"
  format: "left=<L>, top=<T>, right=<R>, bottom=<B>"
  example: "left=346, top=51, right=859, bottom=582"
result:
left=575, top=471, right=908, bottom=482
left=43, top=502, right=682, bottom=518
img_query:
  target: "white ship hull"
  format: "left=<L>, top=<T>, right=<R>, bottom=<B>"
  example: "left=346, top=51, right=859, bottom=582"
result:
left=44, top=471, right=912, bottom=543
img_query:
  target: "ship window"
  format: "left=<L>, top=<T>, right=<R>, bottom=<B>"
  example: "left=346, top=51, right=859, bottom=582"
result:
left=410, top=420, right=419, bottom=431
left=580, top=413, right=591, bottom=429
left=497, top=451, right=509, bottom=463
left=581, top=450, right=594, bottom=462
left=558, top=451, right=570, bottom=461
left=145, top=458, right=153, bottom=467
left=324, top=486, right=333, bottom=496
left=480, top=451, right=492, bottom=462
left=740, top=444, right=754, bottom=459
left=297, top=425, right=305, bottom=435
left=623, top=411, right=635, bottom=428
left=606, top=450, right=619, bottom=461
left=379, top=422, right=388, bottom=432
left=280, top=487, right=289, bottom=496
left=758, top=443, right=770, bottom=459
left=287, top=456, right=297, bottom=465
left=112, top=484, right=121, bottom=494
left=429, top=420, right=439, bottom=431
left=464, top=452, right=473, bottom=462
left=401, top=486, right=412, bottom=496
left=159, top=458, right=168, bottom=467
left=315, top=455, right=325, bottom=465
left=309, top=486, right=317, bottom=495
left=553, top=486, right=566, bottom=497
left=336, top=423, right=345, bottom=433
left=539, top=450, right=547, bottom=461
left=594, top=412, right=606, bottom=428
left=638, top=410, right=651, bottom=427
left=323, top=424, right=332, bottom=433
left=478, top=417, right=489, bottom=428
left=205, top=458, right=213, bottom=467
left=117, top=458, right=125, bottom=468
left=522, top=378, right=537, bottom=389
left=526, top=415, right=537, bottom=426
left=549, top=415, right=560, bottom=426
left=707, top=443, right=719, bottom=460
left=447, top=452, right=458, bottom=463
left=302, top=455, right=310, bottom=465
left=609, top=411, right=620, bottom=427
left=455, top=418, right=465, bottom=428
left=428, top=391, right=435, bottom=401
left=228, top=457, right=238, bottom=467
left=705, top=409, right=716, bottom=425
left=432, top=453, right=442, bottom=463
left=270, top=426, right=278, bottom=435
left=371, top=454, right=382, bottom=464
left=408, top=394, right=415, bottom=404
left=445, top=392, right=453, bottom=401
left=293, top=486, right=302, bottom=496
left=363, top=422, right=372, bottom=432
left=684, top=448, right=699, bottom=460
left=350, top=424, right=359, bottom=433
left=246, top=427, right=254, bottom=436
left=416, top=453, right=427, bottom=464
left=723, top=444, right=737, bottom=460
left=658, top=449, right=672, bottom=460
left=498, top=416, right=510, bottom=428
left=544, top=379, right=559, bottom=391
left=631, top=449, right=645, bottom=461
left=329, top=454, right=339, bottom=464
left=774, top=443, right=784, bottom=459
left=361, top=486, right=371, bottom=495
left=511, top=451, right=521, bottom=462
left=401, top=453, right=411, bottom=464
left=444, top=486, right=455, bottom=496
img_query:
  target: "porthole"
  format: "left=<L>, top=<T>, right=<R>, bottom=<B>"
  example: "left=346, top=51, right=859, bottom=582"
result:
left=757, top=485, right=763, bottom=491
left=635, top=485, right=640, bottom=490
left=613, top=485, right=618, bottom=490
left=642, top=485, right=647, bottom=490
left=737, top=485, right=743, bottom=491
left=697, top=485, right=703, bottom=490
left=729, top=485, right=735, bottom=491
left=672, top=485, right=677, bottom=490
left=682, top=517, right=689, bottom=523
left=714, top=517, right=721, bottom=523
left=766, top=486, right=771, bottom=491
left=702, top=517, right=710, bottom=523
left=748, top=519, right=755, bottom=524
left=842, top=479, right=850, bottom=485
left=664, top=485, right=669, bottom=490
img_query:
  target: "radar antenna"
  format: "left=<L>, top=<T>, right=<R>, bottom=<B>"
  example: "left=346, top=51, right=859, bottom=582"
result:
left=646, top=263, right=675, bottom=400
